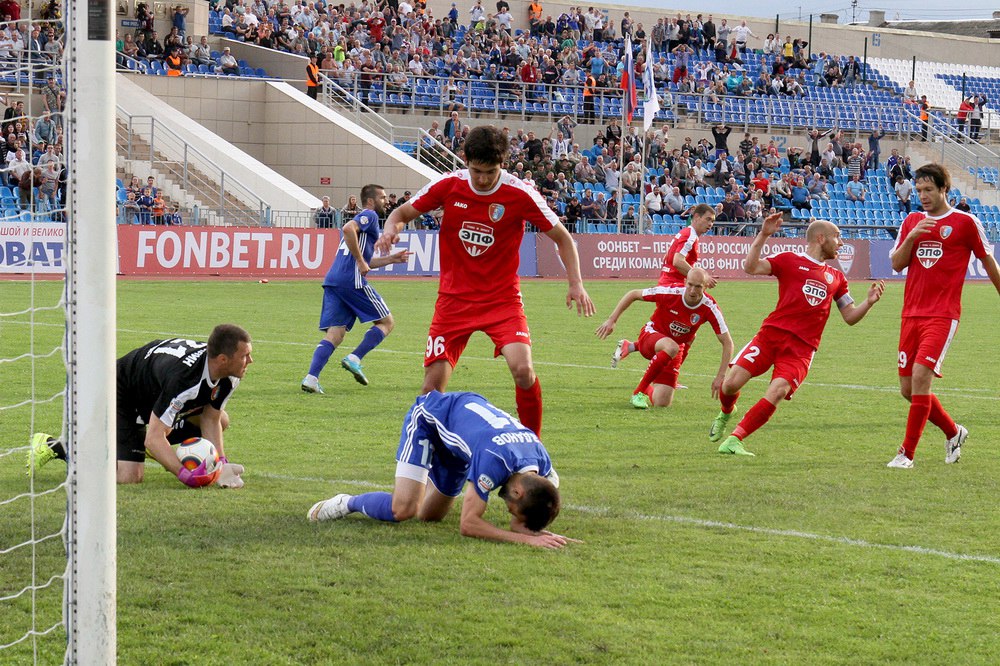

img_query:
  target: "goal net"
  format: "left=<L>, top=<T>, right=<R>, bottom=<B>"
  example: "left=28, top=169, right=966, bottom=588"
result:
left=0, top=0, right=115, bottom=662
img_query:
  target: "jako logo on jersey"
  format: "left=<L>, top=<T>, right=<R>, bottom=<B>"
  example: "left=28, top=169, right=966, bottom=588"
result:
left=940, top=226, right=953, bottom=239
left=670, top=321, right=692, bottom=336
left=837, top=244, right=855, bottom=273
left=916, top=241, right=943, bottom=268
left=459, top=221, right=495, bottom=256
left=515, top=331, right=530, bottom=337
left=690, top=314, right=701, bottom=324
left=453, top=201, right=468, bottom=208
left=477, top=474, right=495, bottom=494
left=802, top=279, right=828, bottom=306
left=489, top=203, right=505, bottom=222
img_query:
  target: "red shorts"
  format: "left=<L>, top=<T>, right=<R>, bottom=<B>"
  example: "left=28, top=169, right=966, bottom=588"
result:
left=732, top=326, right=815, bottom=399
left=425, top=296, right=531, bottom=367
left=898, top=317, right=958, bottom=378
left=636, top=323, right=688, bottom=388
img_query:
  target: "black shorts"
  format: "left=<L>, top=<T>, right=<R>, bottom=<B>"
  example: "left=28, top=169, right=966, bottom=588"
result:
left=116, top=405, right=203, bottom=462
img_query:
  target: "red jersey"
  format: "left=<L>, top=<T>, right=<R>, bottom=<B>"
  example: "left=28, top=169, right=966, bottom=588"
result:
left=893, top=208, right=991, bottom=320
left=658, top=225, right=700, bottom=286
left=409, top=170, right=558, bottom=302
left=641, top=285, right=728, bottom=345
left=760, top=252, right=852, bottom=350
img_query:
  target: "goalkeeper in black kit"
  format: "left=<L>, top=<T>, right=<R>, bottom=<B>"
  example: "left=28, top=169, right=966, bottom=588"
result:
left=27, top=324, right=252, bottom=488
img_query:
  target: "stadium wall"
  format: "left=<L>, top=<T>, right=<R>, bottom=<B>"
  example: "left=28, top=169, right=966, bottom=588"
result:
left=8, top=228, right=995, bottom=281
left=123, top=74, right=438, bottom=205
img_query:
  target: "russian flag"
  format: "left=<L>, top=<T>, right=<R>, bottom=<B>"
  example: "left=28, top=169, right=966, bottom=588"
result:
left=620, top=34, right=637, bottom=125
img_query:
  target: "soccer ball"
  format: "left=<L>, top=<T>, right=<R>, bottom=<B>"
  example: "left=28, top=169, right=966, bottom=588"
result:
left=176, top=437, right=221, bottom=477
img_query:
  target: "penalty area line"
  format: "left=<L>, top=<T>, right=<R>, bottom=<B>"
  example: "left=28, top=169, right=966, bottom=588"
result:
left=259, top=471, right=1000, bottom=565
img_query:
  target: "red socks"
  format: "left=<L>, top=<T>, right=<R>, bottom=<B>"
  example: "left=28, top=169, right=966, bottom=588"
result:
left=731, top=398, right=777, bottom=441
left=720, top=390, right=740, bottom=414
left=900, top=394, right=932, bottom=459
left=515, top=377, right=543, bottom=438
left=635, top=350, right=675, bottom=396
left=927, top=394, right=958, bottom=440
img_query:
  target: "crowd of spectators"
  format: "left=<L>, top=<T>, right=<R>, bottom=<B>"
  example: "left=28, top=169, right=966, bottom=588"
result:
left=117, top=174, right=182, bottom=225
left=0, top=78, right=67, bottom=215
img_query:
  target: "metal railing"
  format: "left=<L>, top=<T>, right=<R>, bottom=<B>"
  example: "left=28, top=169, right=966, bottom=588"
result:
left=116, top=105, right=272, bottom=226
left=319, top=74, right=463, bottom=172
left=900, top=106, right=1000, bottom=192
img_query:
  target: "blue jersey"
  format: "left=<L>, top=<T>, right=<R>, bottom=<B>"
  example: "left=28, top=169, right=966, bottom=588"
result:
left=323, top=209, right=381, bottom=289
left=397, top=392, right=555, bottom=501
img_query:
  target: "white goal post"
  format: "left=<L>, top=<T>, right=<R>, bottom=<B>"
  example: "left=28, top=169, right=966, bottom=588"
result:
left=65, top=0, right=116, bottom=661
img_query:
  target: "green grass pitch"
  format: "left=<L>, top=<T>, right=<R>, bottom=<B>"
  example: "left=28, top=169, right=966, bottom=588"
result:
left=2, top=277, right=999, bottom=664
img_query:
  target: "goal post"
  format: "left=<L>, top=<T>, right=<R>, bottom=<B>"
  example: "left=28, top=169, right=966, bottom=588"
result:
left=65, top=0, right=117, bottom=661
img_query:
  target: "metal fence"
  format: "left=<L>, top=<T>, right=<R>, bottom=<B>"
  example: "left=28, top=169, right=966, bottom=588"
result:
left=116, top=105, right=273, bottom=226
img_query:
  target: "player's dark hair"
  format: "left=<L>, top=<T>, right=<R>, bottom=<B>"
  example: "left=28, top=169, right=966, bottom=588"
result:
left=510, top=474, right=560, bottom=531
left=463, top=125, right=509, bottom=166
left=914, top=163, right=951, bottom=192
left=691, top=203, right=715, bottom=218
left=208, top=324, right=251, bottom=358
left=360, top=183, right=384, bottom=206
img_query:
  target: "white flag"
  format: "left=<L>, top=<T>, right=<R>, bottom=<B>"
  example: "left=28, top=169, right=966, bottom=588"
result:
left=642, top=37, right=660, bottom=132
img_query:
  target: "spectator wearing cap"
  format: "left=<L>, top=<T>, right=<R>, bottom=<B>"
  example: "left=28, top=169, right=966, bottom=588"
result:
left=219, top=47, right=239, bottom=75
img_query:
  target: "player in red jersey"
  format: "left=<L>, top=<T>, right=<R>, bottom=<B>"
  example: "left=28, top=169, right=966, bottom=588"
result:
left=709, top=214, right=885, bottom=456
left=596, top=267, right=734, bottom=408
left=886, top=163, right=1000, bottom=468
left=613, top=204, right=719, bottom=368
left=375, top=126, right=595, bottom=436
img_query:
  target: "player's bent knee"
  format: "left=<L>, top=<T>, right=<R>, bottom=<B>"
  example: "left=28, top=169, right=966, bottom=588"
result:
left=391, top=499, right=419, bottom=522
left=116, top=462, right=144, bottom=484
left=376, top=316, right=395, bottom=334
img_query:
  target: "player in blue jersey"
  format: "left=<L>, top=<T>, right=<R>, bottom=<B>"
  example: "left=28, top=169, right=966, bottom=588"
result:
left=301, top=184, right=410, bottom=393
left=307, top=391, right=576, bottom=548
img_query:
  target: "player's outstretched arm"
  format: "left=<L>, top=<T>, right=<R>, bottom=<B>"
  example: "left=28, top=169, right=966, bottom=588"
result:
left=375, top=203, right=421, bottom=255
left=368, top=249, right=411, bottom=269
left=840, top=280, right=885, bottom=325
left=459, top=488, right=575, bottom=549
left=594, top=289, right=643, bottom=339
left=712, top=331, right=735, bottom=398
left=744, top=212, right=781, bottom=275
left=889, top=218, right=934, bottom=272
left=544, top=223, right=595, bottom=316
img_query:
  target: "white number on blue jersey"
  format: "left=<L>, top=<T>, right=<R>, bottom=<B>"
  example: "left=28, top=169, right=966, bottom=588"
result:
left=463, top=401, right=522, bottom=430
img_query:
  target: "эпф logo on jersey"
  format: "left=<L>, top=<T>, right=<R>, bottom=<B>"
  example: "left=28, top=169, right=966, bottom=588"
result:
left=916, top=241, right=943, bottom=268
left=459, top=221, right=495, bottom=257
left=802, top=279, right=828, bottom=306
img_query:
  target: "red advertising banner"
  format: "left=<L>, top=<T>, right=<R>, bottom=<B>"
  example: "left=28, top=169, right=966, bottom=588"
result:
left=537, top=234, right=872, bottom=281
left=117, top=226, right=340, bottom=277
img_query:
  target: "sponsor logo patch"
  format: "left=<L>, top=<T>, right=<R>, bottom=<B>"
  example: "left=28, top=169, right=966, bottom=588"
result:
left=916, top=241, right=943, bottom=268
left=802, top=279, right=828, bottom=307
left=837, top=244, right=855, bottom=273
left=690, top=313, right=701, bottom=325
left=940, top=225, right=952, bottom=239
left=169, top=398, right=184, bottom=413
left=669, top=321, right=692, bottom=337
left=458, top=221, right=496, bottom=257
left=477, top=474, right=495, bottom=494
left=211, top=384, right=220, bottom=401
left=489, top=203, right=505, bottom=222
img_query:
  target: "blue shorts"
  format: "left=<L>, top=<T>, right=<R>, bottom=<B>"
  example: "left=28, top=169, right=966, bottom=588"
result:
left=394, top=402, right=469, bottom=498
left=319, top=284, right=390, bottom=331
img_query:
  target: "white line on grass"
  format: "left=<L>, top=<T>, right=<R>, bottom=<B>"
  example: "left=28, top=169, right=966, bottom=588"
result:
left=265, top=471, right=1000, bottom=565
